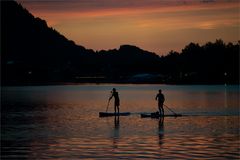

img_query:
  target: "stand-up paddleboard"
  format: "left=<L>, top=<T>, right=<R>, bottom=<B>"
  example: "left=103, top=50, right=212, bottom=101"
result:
left=99, top=112, right=131, bottom=117
left=141, top=112, right=182, bottom=118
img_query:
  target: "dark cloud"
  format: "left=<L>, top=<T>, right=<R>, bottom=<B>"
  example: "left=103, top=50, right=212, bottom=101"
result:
left=17, top=0, right=239, bottom=13
left=17, top=0, right=238, bottom=12
left=201, top=0, right=216, bottom=3
left=16, top=0, right=201, bottom=12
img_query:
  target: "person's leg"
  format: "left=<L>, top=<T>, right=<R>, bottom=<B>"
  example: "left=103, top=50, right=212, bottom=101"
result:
left=158, top=102, right=161, bottom=115
left=160, top=107, right=162, bottom=116
left=159, top=116, right=164, bottom=126
left=117, top=105, right=119, bottom=114
left=162, top=106, right=164, bottom=116
left=160, top=103, right=164, bottom=116
left=116, top=100, right=120, bottom=114
left=114, top=105, right=116, bottom=114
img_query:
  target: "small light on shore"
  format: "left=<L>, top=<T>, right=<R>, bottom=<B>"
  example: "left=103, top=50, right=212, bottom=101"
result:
left=224, top=72, right=227, bottom=86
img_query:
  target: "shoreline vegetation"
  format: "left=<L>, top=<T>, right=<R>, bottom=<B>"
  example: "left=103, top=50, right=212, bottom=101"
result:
left=2, top=81, right=239, bottom=87
left=2, top=1, right=240, bottom=86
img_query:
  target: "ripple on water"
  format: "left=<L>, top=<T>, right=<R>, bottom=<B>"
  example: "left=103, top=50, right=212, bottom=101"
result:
left=2, top=85, right=239, bottom=159
left=2, top=133, right=239, bottom=159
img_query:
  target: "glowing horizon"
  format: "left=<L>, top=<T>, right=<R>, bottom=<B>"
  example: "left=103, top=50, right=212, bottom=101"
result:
left=17, top=0, right=239, bottom=55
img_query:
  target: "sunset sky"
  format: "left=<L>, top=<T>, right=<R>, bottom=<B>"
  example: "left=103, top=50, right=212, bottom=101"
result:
left=17, top=0, right=239, bottom=55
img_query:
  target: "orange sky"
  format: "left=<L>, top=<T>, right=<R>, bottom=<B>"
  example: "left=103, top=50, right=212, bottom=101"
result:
left=17, top=0, right=239, bottom=55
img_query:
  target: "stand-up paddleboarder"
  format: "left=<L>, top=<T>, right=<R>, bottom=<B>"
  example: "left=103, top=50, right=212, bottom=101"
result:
left=109, top=88, right=120, bottom=115
left=155, top=89, right=165, bottom=116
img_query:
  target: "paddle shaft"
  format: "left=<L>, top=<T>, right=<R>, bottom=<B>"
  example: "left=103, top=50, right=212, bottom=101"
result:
left=105, top=100, right=110, bottom=112
left=164, top=104, right=177, bottom=115
left=106, top=91, right=113, bottom=112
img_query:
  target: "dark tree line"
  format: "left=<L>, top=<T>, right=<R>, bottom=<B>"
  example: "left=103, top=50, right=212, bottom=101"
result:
left=159, top=40, right=239, bottom=84
left=1, top=1, right=239, bottom=85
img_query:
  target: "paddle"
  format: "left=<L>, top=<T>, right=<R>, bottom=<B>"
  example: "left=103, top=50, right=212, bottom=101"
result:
left=105, top=99, right=110, bottom=112
left=164, top=104, right=178, bottom=116
left=105, top=91, right=112, bottom=112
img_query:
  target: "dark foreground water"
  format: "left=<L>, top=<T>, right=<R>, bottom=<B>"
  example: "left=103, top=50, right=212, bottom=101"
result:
left=1, top=84, right=240, bottom=159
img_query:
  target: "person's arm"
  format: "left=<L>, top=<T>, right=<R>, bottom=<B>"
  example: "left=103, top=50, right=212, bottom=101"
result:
left=155, top=94, right=158, bottom=100
left=109, top=92, right=113, bottom=101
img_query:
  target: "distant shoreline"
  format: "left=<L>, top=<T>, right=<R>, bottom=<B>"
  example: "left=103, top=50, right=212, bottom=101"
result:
left=2, top=81, right=239, bottom=86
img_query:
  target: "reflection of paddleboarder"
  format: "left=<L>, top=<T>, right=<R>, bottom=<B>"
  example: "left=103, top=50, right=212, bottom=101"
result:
left=114, top=115, right=119, bottom=129
left=155, top=89, right=165, bottom=116
left=109, top=88, right=120, bottom=115
left=158, top=117, right=164, bottom=146
left=112, top=116, right=120, bottom=150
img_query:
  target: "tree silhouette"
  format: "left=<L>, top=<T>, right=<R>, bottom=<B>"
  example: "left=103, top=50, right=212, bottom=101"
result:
left=1, top=1, right=239, bottom=85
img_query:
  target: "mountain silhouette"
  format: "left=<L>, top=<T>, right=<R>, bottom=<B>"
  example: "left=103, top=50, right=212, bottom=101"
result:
left=1, top=1, right=161, bottom=84
left=1, top=1, right=239, bottom=85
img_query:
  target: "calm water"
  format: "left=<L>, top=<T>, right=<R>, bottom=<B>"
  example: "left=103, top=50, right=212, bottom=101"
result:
left=1, top=84, right=240, bottom=159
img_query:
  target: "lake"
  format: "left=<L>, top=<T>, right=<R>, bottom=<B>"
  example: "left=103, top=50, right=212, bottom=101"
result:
left=1, top=84, right=239, bottom=159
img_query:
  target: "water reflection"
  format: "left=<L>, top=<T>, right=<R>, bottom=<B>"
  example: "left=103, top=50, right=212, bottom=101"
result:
left=2, top=85, right=239, bottom=159
left=2, top=85, right=239, bottom=115
left=224, top=85, right=228, bottom=109
left=112, top=116, right=120, bottom=149
left=158, top=117, right=164, bottom=146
